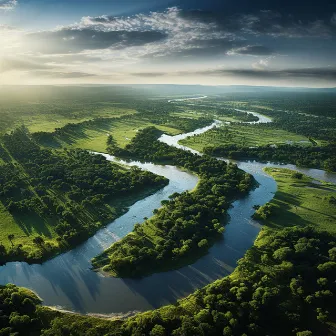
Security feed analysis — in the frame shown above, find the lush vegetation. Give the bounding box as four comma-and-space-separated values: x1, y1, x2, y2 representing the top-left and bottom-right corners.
3, 226, 336, 335
33, 113, 212, 152
203, 143, 336, 172
0, 86, 144, 134
0, 284, 46, 335
170, 103, 260, 123
0, 127, 168, 263
0, 88, 335, 335
92, 127, 253, 277
255, 168, 336, 233
177, 96, 336, 171
44, 169, 336, 336
181, 123, 311, 149
203, 93, 336, 142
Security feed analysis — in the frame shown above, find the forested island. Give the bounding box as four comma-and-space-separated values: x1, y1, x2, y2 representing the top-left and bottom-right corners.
92, 127, 253, 277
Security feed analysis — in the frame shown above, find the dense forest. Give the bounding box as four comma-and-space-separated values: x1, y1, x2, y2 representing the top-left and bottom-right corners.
206, 94, 336, 142
176, 95, 336, 171
250, 109, 336, 142
92, 127, 253, 277
0, 127, 167, 263
203, 143, 336, 172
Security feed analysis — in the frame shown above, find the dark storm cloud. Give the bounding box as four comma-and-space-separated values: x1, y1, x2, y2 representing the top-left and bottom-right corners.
25, 28, 167, 54
131, 67, 336, 81
179, 9, 336, 38
190, 67, 336, 80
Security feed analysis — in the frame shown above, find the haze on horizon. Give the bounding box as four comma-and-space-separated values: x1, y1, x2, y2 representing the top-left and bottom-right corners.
0, 0, 336, 87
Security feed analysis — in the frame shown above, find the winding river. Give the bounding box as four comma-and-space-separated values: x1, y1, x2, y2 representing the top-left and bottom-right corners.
0, 104, 335, 316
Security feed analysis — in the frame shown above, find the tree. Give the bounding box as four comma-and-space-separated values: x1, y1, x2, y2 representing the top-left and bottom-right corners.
150, 324, 166, 336
198, 239, 208, 248
291, 172, 303, 179
8, 234, 14, 247
0, 243, 6, 255
296, 332, 313, 336
328, 247, 336, 261
32, 236, 45, 248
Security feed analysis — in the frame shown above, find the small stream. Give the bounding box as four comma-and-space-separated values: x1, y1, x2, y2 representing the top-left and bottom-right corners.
0, 103, 335, 315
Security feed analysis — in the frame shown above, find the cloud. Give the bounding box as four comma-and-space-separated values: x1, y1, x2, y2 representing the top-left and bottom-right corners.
29, 70, 96, 78
12, 7, 279, 67
0, 0, 17, 10
189, 67, 336, 80
142, 38, 243, 60
24, 28, 167, 54
131, 72, 166, 77
131, 67, 336, 82
331, 13, 336, 26
0, 57, 53, 73
228, 45, 274, 56
179, 9, 336, 38
65, 7, 238, 62
252, 59, 270, 70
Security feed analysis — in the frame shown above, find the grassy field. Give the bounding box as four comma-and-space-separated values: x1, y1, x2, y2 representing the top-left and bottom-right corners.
25, 107, 136, 134
170, 108, 248, 123
0, 177, 166, 262
42, 117, 182, 152
258, 167, 336, 234
180, 123, 311, 152
0, 85, 149, 134
0, 98, 137, 134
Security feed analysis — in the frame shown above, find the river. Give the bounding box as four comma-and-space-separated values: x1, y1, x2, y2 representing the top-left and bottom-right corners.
0, 105, 335, 316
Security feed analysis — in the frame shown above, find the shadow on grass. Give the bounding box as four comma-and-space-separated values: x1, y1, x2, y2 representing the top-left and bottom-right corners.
12, 212, 54, 238
266, 197, 311, 230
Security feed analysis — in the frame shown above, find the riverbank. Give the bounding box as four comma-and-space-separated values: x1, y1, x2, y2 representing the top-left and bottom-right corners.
0, 130, 169, 265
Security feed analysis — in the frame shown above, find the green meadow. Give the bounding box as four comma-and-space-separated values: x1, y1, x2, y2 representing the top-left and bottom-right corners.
258, 167, 336, 234
180, 123, 312, 152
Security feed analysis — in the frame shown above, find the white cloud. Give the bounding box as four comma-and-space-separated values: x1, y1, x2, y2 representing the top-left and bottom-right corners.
252, 59, 270, 70
331, 13, 336, 26
0, 0, 17, 10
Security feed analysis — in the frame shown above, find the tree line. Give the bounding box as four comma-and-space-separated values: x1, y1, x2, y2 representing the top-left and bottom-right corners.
203, 143, 336, 172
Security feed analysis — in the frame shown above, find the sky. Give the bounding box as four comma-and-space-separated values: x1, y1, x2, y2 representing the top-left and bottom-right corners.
0, 0, 336, 87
